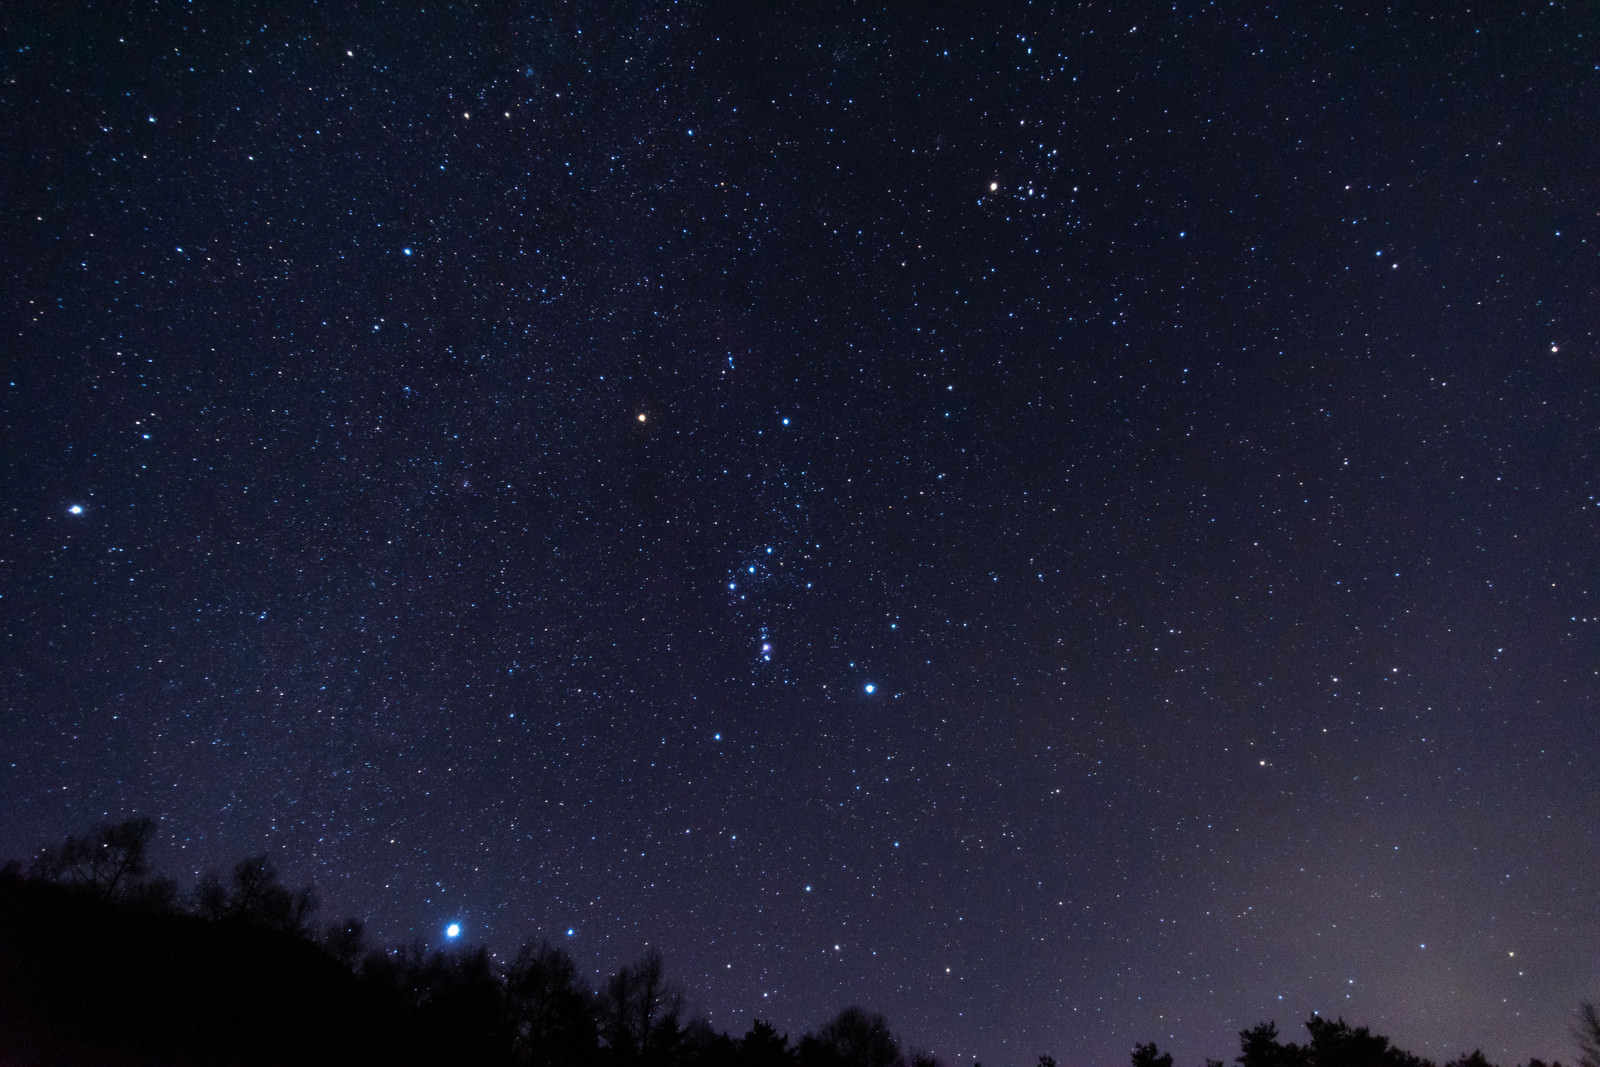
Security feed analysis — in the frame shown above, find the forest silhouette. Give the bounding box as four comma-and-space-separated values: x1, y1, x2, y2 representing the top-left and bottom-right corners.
2, 818, 1595, 1067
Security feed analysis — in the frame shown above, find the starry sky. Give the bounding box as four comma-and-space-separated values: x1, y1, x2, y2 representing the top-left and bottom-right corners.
3, 4, 1596, 1065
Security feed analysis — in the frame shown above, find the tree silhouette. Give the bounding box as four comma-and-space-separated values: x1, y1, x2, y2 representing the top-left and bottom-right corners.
800, 1007, 901, 1067
1576, 1002, 1600, 1067
507, 939, 600, 1067
354, 937, 519, 1063
9, 816, 1596, 1067
418, 942, 515, 1064
29, 815, 157, 899
194, 853, 319, 934
681, 1017, 739, 1067
1133, 1042, 1174, 1067
740, 1019, 797, 1067
1238, 1022, 1309, 1067
323, 915, 368, 966
360, 938, 442, 1009
600, 948, 685, 1067
1305, 1016, 1429, 1067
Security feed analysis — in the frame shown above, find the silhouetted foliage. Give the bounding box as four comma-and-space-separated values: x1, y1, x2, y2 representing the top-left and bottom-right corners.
600, 948, 685, 1067
194, 852, 320, 936
1240, 1022, 1310, 1067
800, 1006, 902, 1067
1305, 1015, 1430, 1067
1133, 1042, 1175, 1067
682, 1017, 740, 1067
125, 871, 183, 914
741, 1019, 798, 1067
419, 943, 517, 1064
29, 815, 157, 899
323, 915, 368, 966
241, 854, 318, 931
1, 818, 1590, 1067
507, 939, 600, 1067
1578, 1003, 1600, 1067
1227, 1016, 1573, 1067
0, 869, 397, 1065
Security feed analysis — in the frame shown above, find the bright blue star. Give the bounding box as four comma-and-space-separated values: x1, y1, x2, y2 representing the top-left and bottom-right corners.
864, 683, 877, 695
445, 923, 461, 939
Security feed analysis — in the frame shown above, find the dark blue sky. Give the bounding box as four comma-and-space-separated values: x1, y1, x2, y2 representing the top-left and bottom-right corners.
3, 5, 1595, 1066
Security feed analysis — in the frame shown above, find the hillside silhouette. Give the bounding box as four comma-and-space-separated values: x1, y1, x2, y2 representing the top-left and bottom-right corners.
1, 818, 1593, 1067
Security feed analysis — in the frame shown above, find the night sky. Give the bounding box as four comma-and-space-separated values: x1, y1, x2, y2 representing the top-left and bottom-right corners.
3, 4, 1596, 1065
